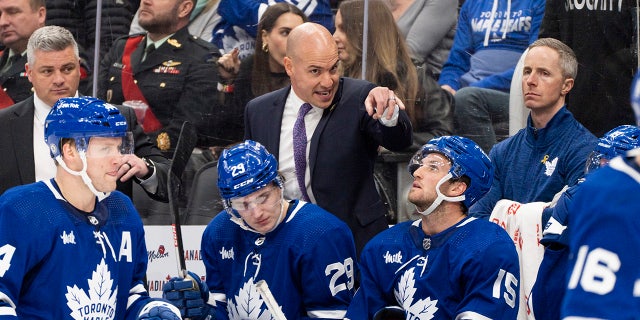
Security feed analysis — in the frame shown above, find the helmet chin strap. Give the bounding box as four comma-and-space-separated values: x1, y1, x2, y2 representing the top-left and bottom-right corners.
416, 173, 465, 216
55, 152, 110, 202
227, 191, 286, 235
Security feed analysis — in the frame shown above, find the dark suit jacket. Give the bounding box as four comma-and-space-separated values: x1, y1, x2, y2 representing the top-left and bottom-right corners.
0, 96, 170, 200
245, 77, 413, 253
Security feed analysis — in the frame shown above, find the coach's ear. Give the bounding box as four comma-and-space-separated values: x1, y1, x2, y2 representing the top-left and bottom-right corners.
561, 77, 574, 96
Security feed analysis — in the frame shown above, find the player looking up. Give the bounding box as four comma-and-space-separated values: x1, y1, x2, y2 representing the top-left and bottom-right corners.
345, 136, 520, 319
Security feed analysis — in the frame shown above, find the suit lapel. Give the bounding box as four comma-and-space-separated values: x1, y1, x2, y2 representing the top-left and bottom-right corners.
308, 78, 344, 175
265, 90, 288, 159
10, 98, 36, 184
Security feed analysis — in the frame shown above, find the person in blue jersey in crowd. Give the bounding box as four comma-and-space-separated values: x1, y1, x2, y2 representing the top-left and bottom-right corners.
528, 124, 640, 320
212, 0, 334, 60
0, 97, 181, 319
345, 136, 520, 320
558, 73, 640, 319
439, 0, 546, 152
469, 37, 598, 219
162, 140, 357, 319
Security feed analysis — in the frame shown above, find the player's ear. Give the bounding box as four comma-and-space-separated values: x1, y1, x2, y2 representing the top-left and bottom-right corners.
447, 179, 467, 198
61, 139, 78, 159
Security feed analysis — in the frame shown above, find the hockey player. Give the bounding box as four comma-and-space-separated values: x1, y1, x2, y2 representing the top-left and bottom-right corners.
162, 140, 357, 319
559, 73, 640, 318
345, 136, 520, 319
529, 124, 640, 320
0, 97, 182, 319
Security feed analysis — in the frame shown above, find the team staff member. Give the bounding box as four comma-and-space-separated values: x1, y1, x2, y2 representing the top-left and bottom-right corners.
244, 22, 414, 254
0, 26, 169, 201
98, 0, 239, 151
0, 0, 90, 108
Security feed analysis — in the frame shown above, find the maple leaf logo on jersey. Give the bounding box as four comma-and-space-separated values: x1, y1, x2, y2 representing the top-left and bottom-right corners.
394, 268, 439, 319
227, 277, 276, 320
65, 258, 117, 319
544, 157, 558, 176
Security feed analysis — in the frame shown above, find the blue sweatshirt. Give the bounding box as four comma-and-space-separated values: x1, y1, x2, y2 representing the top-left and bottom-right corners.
212, 0, 334, 58
438, 0, 545, 92
469, 107, 597, 219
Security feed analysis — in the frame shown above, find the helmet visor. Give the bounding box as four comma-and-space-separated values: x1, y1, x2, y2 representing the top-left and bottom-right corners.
82, 132, 134, 158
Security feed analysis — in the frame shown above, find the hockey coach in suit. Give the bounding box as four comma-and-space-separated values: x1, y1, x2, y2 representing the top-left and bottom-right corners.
0, 26, 169, 201
244, 22, 413, 254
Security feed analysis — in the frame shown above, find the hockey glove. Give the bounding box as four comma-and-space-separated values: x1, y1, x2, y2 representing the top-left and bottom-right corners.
162, 271, 212, 319
137, 300, 182, 320
373, 306, 405, 320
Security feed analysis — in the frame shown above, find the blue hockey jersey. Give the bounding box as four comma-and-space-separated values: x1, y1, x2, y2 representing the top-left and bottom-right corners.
0, 180, 154, 319
212, 0, 334, 59
201, 199, 356, 319
561, 155, 640, 318
346, 217, 520, 320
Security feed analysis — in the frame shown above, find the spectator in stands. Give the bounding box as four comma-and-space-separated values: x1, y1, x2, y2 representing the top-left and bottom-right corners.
130, 0, 220, 42
0, 26, 169, 202
334, 0, 454, 222
0, 0, 90, 108
216, 2, 308, 115
539, 0, 637, 137
45, 0, 135, 69
385, 0, 457, 80
469, 38, 597, 219
334, 0, 453, 145
98, 0, 230, 151
439, 0, 545, 153
212, 0, 334, 59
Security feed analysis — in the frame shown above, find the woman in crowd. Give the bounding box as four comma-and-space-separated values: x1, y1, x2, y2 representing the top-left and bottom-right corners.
333, 0, 454, 223
217, 2, 308, 111
333, 0, 453, 145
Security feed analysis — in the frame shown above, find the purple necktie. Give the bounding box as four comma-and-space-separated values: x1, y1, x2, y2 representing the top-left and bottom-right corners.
293, 103, 313, 202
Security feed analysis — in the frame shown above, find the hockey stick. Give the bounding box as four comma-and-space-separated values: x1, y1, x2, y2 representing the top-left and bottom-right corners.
168, 121, 198, 276
255, 280, 287, 320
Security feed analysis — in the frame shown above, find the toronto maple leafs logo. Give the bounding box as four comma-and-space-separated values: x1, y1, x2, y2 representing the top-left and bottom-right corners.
544, 157, 558, 176
227, 277, 280, 320
394, 268, 439, 319
65, 258, 117, 319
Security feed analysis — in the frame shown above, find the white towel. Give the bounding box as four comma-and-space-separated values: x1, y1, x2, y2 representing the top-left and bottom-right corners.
490, 199, 546, 320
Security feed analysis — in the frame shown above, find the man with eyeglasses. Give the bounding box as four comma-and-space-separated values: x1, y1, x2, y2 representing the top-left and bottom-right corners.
345, 136, 520, 320
161, 140, 357, 320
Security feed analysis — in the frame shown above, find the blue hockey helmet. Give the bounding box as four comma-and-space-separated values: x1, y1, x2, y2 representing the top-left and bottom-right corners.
408, 136, 494, 209
45, 97, 132, 158
585, 124, 640, 174
217, 140, 280, 201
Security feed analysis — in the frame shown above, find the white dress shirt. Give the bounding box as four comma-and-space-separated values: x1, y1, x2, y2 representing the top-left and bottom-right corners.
279, 91, 322, 202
